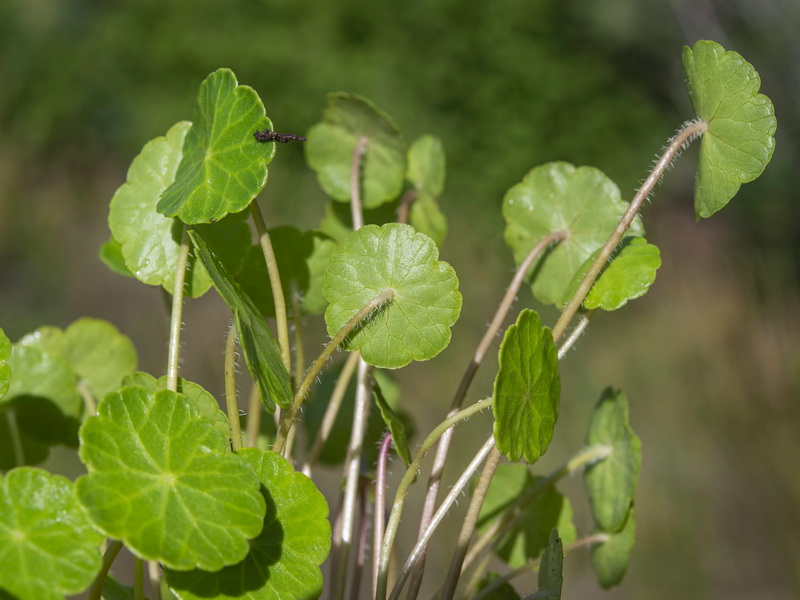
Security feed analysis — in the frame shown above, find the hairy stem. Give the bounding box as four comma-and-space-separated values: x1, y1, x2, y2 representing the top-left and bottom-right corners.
224, 323, 243, 451
406, 232, 565, 599
250, 201, 292, 376
556, 309, 596, 360
552, 120, 707, 342
374, 434, 394, 597
376, 397, 494, 600
462, 444, 612, 573
350, 481, 370, 600
389, 437, 496, 600
166, 226, 191, 393
245, 386, 261, 448
302, 351, 361, 477
439, 447, 503, 600
334, 358, 373, 600
291, 283, 305, 386
273, 289, 394, 453
88, 539, 123, 600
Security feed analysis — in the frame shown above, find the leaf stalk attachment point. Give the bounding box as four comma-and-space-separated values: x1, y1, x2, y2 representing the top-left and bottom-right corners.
552, 120, 707, 342
87, 540, 123, 600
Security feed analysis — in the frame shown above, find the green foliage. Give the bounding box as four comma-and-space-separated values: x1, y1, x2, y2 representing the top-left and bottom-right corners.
591, 509, 636, 589
407, 135, 448, 246
323, 223, 462, 369
562, 237, 661, 311
0, 328, 11, 400
503, 162, 644, 306
76, 387, 266, 570
157, 69, 276, 224
584, 389, 641, 533
98, 238, 135, 279
475, 574, 521, 600
238, 226, 339, 318
682, 40, 777, 219
373, 375, 412, 466
189, 230, 292, 411
0, 468, 103, 600
477, 464, 576, 569
165, 448, 330, 600
306, 93, 407, 209
108, 120, 251, 297
537, 529, 564, 600
492, 309, 560, 464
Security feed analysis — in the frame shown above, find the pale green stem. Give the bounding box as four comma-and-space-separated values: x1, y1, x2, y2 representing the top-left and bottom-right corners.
406, 231, 566, 600
291, 283, 305, 386
87, 539, 123, 600
350, 136, 369, 230
458, 552, 492, 600
166, 226, 191, 393
77, 380, 97, 416
333, 358, 373, 600
134, 557, 145, 600
250, 201, 292, 376
462, 444, 612, 574
552, 120, 707, 342
245, 386, 261, 448
224, 323, 243, 451
470, 533, 610, 600
557, 309, 596, 360
6, 409, 25, 467
283, 419, 298, 460
302, 351, 360, 477
148, 561, 162, 600
439, 447, 503, 600
389, 436, 496, 600
273, 288, 395, 453
375, 397, 494, 600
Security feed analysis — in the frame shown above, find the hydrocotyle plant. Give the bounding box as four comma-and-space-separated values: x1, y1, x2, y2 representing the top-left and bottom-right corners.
0, 40, 776, 600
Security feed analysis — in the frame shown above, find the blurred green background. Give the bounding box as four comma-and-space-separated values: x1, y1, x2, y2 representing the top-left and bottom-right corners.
1, 0, 798, 598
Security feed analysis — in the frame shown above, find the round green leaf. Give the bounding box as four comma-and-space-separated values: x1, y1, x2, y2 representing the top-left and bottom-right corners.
323, 223, 462, 369
502, 162, 644, 306
682, 40, 777, 219
0, 467, 103, 600
166, 448, 331, 600
538, 529, 564, 600
99, 237, 135, 279
238, 227, 339, 318
0, 328, 10, 400
408, 135, 445, 198
306, 93, 407, 209
492, 309, 560, 464
477, 464, 575, 569
409, 193, 448, 248
561, 237, 661, 311
591, 508, 636, 589
3, 345, 81, 445
76, 386, 265, 571
584, 389, 641, 533
109, 121, 251, 298
157, 69, 276, 224
122, 372, 230, 441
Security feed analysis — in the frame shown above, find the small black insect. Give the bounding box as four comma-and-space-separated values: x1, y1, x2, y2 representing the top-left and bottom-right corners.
253, 129, 307, 143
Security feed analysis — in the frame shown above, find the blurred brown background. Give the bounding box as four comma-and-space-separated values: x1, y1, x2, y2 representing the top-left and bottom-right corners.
1, 0, 798, 598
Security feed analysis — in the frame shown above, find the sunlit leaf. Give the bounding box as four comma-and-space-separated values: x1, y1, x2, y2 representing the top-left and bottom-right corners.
99, 237, 135, 279
109, 120, 251, 298
323, 223, 461, 369
76, 386, 265, 571
166, 448, 330, 600
492, 309, 560, 464
407, 135, 445, 198
0, 467, 103, 600
584, 389, 641, 533
122, 372, 230, 441
306, 93, 407, 209
683, 40, 777, 218
477, 464, 576, 569
238, 227, 339, 318
409, 193, 447, 247
537, 529, 563, 600
591, 508, 636, 589
561, 237, 661, 311
190, 230, 291, 412
502, 162, 643, 305
157, 69, 276, 224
